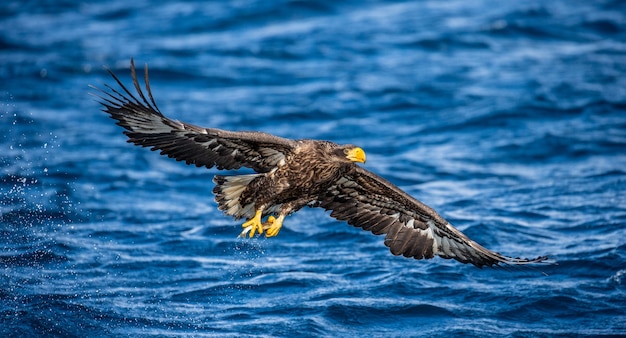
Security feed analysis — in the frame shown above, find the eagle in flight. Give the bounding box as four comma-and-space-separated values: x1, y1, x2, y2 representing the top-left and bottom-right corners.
93, 59, 547, 268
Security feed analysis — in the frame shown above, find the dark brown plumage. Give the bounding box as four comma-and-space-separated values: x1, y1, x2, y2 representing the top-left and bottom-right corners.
92, 59, 549, 268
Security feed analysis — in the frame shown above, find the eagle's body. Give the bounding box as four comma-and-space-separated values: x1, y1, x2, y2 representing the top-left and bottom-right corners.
213, 140, 362, 236
94, 60, 548, 268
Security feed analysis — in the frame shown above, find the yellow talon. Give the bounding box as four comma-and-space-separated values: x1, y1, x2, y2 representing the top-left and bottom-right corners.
265, 215, 285, 238
241, 209, 264, 238
239, 211, 284, 238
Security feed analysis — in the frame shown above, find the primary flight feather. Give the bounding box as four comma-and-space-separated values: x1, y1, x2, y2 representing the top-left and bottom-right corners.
93, 59, 548, 268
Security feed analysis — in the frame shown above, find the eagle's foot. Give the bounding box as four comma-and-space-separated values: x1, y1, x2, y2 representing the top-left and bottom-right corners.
265, 215, 285, 238
241, 209, 264, 238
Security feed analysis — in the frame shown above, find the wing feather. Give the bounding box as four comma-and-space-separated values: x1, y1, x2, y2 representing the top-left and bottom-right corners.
91, 59, 296, 173
319, 166, 548, 268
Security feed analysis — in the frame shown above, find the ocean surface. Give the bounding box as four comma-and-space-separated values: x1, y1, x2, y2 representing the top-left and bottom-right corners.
1, 0, 625, 336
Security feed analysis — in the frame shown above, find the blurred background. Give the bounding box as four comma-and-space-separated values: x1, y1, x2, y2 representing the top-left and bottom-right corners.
1, 0, 625, 336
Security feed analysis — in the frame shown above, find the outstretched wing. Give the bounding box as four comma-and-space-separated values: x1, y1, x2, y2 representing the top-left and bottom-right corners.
319, 166, 548, 268
92, 59, 296, 173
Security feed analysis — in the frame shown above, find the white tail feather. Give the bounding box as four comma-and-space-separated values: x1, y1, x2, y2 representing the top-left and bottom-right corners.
213, 174, 260, 219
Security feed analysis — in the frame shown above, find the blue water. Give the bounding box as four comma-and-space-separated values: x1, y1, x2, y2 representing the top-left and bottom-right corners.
1, 0, 625, 336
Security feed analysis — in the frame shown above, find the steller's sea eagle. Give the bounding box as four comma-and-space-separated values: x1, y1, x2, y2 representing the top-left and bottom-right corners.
92, 59, 548, 268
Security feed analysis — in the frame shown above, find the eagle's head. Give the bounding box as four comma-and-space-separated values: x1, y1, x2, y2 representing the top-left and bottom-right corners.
337, 144, 366, 164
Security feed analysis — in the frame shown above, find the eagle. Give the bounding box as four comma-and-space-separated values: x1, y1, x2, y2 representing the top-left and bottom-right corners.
93, 59, 548, 268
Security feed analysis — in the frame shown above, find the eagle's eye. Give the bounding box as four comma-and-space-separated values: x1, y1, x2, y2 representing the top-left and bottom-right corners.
343, 148, 350, 155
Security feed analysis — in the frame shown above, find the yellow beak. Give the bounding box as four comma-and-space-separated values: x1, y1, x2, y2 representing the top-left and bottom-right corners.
346, 147, 366, 163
